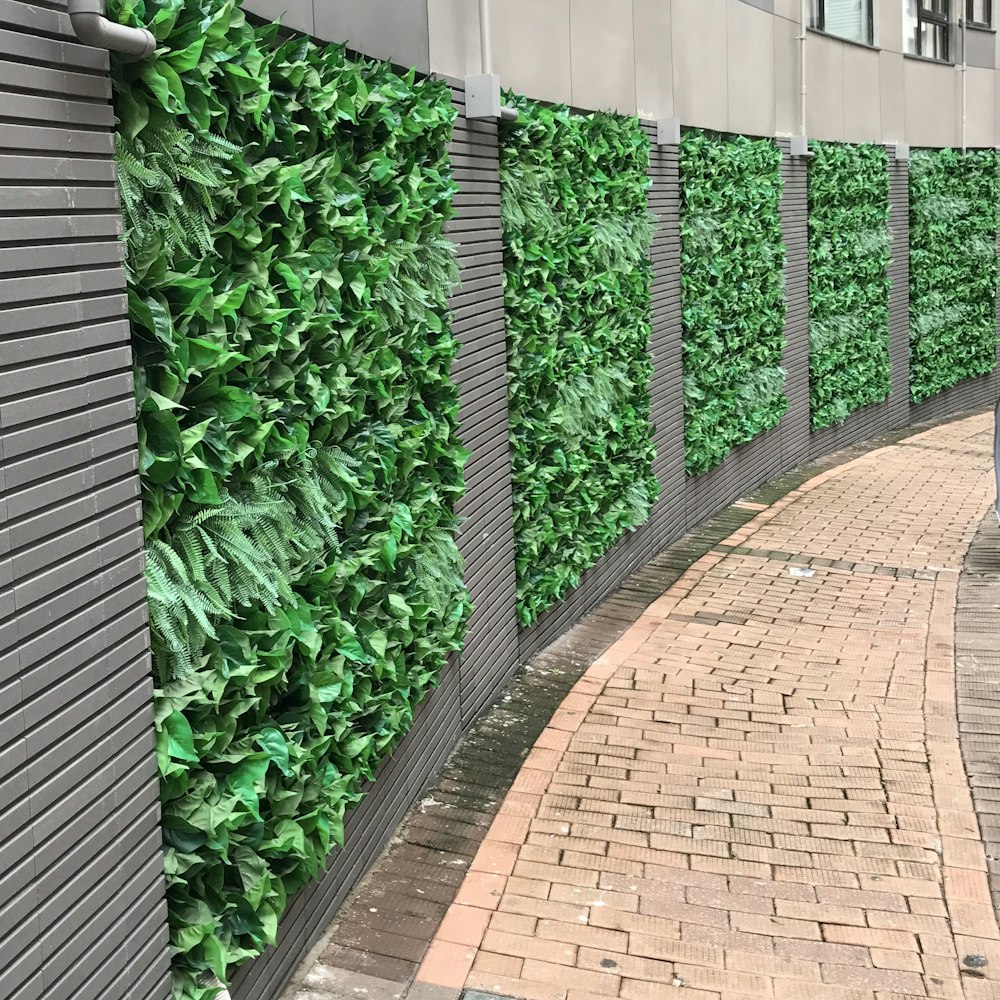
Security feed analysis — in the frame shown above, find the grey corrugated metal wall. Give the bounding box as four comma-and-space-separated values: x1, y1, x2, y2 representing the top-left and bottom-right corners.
889, 152, 913, 429
447, 81, 521, 726
645, 132, 686, 549
0, 2, 171, 1000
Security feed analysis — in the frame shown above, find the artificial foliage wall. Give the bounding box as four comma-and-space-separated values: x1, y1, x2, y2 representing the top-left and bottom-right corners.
807, 141, 892, 429
679, 130, 787, 475
499, 96, 658, 627
108, 0, 469, 995
909, 147, 1000, 403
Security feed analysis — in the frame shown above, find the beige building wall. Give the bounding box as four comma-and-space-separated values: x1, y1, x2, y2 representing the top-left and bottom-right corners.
423, 0, 1000, 148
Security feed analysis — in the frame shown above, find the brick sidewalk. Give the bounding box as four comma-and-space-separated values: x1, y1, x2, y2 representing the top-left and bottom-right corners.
410, 412, 1000, 1000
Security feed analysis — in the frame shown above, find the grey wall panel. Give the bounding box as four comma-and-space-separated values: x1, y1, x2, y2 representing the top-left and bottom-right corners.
0, 58, 111, 98
313, 0, 429, 72
645, 136, 686, 554
445, 82, 520, 726
780, 141, 812, 470
239, 0, 313, 35
0, 5, 170, 1000
965, 25, 995, 70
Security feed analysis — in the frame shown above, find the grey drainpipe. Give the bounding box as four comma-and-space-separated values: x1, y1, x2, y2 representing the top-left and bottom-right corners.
67, 0, 156, 61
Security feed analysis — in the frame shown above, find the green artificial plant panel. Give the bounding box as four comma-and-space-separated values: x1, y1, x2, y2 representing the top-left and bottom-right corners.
499, 95, 658, 627
807, 141, 892, 429
909, 147, 1000, 403
108, 1, 469, 996
680, 130, 788, 476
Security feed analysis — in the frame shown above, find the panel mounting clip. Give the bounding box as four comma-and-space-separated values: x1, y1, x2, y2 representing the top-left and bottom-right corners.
466, 74, 518, 122
656, 117, 681, 146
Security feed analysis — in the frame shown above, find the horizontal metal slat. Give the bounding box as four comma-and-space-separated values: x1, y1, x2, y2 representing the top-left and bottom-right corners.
1, 368, 131, 430
0, 87, 114, 127
0, 56, 109, 99
0, 184, 118, 212
0, 212, 122, 242
0, 154, 116, 182
0, 264, 124, 305
0, 26, 107, 71
0, 120, 113, 157
0, 0, 68, 35
15, 553, 144, 648
0, 238, 123, 275
2, 398, 134, 465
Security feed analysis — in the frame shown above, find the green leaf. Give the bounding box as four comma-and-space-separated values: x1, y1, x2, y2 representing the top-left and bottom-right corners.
163, 710, 199, 762
257, 728, 292, 776
141, 62, 187, 114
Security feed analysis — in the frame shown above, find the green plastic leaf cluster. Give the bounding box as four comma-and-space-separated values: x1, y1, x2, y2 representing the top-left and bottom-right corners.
680, 130, 787, 476
807, 141, 892, 429
108, 0, 469, 995
499, 96, 658, 626
909, 147, 1000, 403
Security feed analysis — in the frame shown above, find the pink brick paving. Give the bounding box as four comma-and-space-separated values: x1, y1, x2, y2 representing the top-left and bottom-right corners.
414, 412, 1000, 1000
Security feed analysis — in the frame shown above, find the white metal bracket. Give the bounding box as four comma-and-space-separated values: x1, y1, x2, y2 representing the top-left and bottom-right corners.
656, 118, 681, 146
790, 135, 813, 158
466, 73, 500, 119
465, 73, 518, 122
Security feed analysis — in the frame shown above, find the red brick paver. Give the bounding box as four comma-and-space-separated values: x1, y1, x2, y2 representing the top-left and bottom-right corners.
417, 414, 1000, 999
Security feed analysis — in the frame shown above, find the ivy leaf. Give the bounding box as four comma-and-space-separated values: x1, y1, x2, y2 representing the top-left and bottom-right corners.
336, 636, 371, 663
380, 535, 397, 570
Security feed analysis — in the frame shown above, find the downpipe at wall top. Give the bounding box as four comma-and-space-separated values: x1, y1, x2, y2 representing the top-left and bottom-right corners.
799, 0, 807, 139
790, 0, 812, 158
67, 0, 156, 61
466, 0, 518, 122
961, 15, 968, 154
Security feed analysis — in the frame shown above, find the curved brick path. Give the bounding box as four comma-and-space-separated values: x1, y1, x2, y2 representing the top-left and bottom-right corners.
414, 412, 1000, 1000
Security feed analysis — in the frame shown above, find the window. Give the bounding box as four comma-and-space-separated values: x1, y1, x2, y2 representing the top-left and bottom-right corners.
905, 0, 950, 59
809, 0, 876, 44
967, 0, 992, 26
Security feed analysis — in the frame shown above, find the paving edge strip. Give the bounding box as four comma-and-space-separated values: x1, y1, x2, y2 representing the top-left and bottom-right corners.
285, 406, 992, 1000
956, 510, 1000, 924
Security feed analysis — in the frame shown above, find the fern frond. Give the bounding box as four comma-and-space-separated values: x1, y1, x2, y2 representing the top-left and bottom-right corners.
146, 448, 365, 681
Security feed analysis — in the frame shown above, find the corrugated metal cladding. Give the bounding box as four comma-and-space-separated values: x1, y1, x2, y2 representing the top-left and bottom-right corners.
887, 151, 912, 430
447, 81, 521, 727
0, 2, 171, 1000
